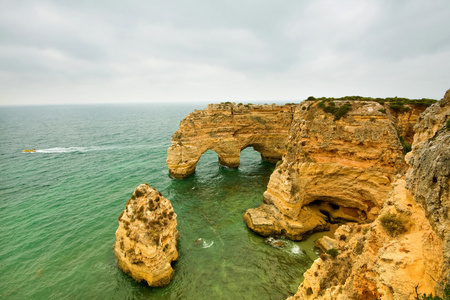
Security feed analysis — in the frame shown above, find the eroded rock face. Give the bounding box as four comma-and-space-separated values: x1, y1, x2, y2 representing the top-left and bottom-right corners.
244, 100, 406, 240
289, 90, 449, 299
166, 103, 295, 178
113, 184, 179, 287
289, 179, 443, 300
406, 90, 450, 281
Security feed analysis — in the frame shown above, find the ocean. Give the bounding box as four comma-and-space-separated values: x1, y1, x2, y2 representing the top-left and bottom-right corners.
0, 104, 325, 300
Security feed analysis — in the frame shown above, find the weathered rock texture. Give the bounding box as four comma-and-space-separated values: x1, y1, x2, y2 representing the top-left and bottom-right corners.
406, 89, 450, 282
166, 103, 295, 178
288, 90, 449, 299
289, 179, 443, 300
244, 100, 407, 240
390, 104, 427, 145
114, 184, 179, 287
166, 95, 444, 298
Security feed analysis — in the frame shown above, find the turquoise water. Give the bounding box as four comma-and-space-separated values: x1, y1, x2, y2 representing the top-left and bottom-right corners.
0, 104, 324, 299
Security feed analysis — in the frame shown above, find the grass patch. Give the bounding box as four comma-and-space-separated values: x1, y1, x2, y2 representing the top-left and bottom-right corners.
317, 100, 352, 120
380, 212, 407, 237
326, 248, 338, 258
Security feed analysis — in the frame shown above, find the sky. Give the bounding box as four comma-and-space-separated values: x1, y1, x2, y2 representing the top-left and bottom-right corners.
1, 0, 449, 106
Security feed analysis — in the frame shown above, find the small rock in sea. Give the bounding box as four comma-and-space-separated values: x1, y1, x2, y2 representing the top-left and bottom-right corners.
264, 237, 285, 248
193, 238, 203, 245
272, 241, 285, 248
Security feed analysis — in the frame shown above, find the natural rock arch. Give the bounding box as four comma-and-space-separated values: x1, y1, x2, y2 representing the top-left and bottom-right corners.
166, 103, 296, 178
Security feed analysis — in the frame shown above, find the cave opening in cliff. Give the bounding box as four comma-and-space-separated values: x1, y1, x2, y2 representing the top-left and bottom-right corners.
308, 199, 363, 224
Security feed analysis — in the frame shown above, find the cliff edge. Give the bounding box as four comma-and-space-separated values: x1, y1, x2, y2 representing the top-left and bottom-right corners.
289, 90, 449, 299
244, 99, 407, 240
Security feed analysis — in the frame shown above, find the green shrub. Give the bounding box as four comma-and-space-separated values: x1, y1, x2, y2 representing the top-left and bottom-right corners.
326, 248, 338, 258
378, 109, 386, 114
317, 100, 352, 120
390, 102, 411, 112
380, 212, 407, 237
446, 119, 450, 130
400, 136, 412, 154
396, 129, 412, 154
318, 100, 326, 109
334, 104, 352, 120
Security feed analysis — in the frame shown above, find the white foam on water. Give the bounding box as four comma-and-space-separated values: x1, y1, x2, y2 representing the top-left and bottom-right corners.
35, 146, 118, 153
36, 147, 85, 153
291, 245, 300, 254
202, 240, 214, 248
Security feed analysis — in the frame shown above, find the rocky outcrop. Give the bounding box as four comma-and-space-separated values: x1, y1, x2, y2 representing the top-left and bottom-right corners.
164, 94, 443, 297
166, 103, 295, 178
244, 100, 406, 240
113, 184, 179, 287
289, 90, 449, 299
289, 178, 444, 300
406, 90, 450, 282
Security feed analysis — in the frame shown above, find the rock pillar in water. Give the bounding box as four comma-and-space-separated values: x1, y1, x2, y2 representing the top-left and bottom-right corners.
113, 184, 179, 287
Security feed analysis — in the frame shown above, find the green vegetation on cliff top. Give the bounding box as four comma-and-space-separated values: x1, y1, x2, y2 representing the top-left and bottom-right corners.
306, 96, 437, 112
305, 95, 436, 106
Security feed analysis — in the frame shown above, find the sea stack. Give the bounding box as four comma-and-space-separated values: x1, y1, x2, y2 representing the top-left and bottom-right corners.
113, 184, 179, 287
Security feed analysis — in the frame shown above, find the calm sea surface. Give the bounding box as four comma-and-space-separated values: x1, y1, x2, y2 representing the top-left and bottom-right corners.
0, 104, 325, 299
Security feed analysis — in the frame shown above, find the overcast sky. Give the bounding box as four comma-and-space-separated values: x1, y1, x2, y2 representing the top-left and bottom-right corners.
1, 0, 449, 106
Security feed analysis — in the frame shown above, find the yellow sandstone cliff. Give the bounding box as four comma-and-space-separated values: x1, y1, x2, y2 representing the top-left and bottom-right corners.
289, 90, 449, 299
244, 100, 406, 240
113, 184, 179, 287
166, 103, 295, 178
166, 93, 445, 299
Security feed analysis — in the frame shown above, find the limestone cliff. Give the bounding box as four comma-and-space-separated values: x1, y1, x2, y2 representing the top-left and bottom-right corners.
166, 103, 295, 178
244, 100, 406, 240
289, 90, 449, 299
289, 179, 443, 299
165, 95, 441, 298
113, 184, 179, 287
406, 90, 450, 282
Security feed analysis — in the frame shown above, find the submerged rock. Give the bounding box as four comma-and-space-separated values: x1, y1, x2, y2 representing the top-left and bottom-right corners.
113, 184, 179, 287
264, 237, 286, 249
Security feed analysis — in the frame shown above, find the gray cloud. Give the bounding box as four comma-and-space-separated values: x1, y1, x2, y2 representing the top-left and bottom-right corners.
1, 0, 449, 105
